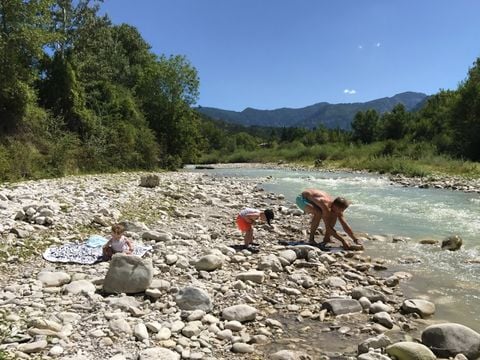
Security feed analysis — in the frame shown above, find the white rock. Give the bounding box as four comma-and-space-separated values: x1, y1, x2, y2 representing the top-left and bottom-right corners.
38, 271, 71, 287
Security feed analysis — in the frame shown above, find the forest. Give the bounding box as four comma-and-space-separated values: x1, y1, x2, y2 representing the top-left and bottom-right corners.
1, 0, 479, 182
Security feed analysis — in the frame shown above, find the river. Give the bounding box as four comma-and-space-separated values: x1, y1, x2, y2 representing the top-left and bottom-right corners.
189, 165, 480, 332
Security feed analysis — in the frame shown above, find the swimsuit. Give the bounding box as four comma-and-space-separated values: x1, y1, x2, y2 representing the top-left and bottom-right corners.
296, 195, 312, 212
109, 235, 129, 253
296, 195, 322, 213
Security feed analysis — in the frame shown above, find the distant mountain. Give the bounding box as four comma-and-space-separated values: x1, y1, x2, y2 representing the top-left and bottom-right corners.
196, 92, 428, 129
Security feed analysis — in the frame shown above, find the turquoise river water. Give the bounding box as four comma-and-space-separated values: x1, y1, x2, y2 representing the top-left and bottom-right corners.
190, 166, 480, 332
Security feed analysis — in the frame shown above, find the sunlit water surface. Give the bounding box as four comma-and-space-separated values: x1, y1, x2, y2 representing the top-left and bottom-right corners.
188, 167, 480, 332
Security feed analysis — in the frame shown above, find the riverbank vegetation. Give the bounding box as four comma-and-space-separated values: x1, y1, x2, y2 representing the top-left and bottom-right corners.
198, 60, 480, 178
0, 0, 479, 182
0, 0, 201, 181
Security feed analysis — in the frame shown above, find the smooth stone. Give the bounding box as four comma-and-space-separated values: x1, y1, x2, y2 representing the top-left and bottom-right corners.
231, 342, 254, 353
401, 299, 435, 318
421, 323, 480, 359
222, 304, 257, 322
322, 298, 362, 315
138, 347, 180, 360
386, 341, 436, 360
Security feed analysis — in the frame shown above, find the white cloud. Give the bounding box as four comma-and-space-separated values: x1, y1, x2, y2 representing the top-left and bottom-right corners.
344, 89, 357, 95
358, 45, 363, 50
376, 42, 381, 47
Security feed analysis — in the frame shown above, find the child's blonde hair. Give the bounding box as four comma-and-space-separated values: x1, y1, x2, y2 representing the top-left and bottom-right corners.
111, 223, 125, 235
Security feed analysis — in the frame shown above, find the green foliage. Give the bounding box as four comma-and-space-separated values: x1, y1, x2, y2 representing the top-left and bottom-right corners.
0, 349, 13, 360
3, 140, 45, 180
0, 81, 32, 133
0, 0, 54, 133
38, 53, 92, 134
0, 0, 478, 183
378, 104, 411, 140
136, 55, 201, 165
351, 109, 379, 143
377, 140, 397, 157
450, 58, 480, 161
0, 0, 201, 181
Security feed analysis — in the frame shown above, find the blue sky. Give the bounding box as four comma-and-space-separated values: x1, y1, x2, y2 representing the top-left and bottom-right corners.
101, 0, 480, 111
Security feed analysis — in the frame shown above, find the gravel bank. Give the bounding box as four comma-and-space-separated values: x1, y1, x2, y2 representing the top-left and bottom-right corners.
0, 170, 477, 359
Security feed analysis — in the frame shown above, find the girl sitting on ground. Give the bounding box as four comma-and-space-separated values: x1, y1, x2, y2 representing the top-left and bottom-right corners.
102, 223, 134, 260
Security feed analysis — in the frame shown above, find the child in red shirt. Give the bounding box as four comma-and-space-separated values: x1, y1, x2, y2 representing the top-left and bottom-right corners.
236, 208, 274, 247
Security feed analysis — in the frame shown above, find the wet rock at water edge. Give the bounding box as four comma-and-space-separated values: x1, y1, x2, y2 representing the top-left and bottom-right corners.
421, 323, 480, 359
441, 235, 463, 251
401, 299, 436, 318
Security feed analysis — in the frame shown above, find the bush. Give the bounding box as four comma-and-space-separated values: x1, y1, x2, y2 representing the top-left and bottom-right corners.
378, 140, 397, 157
6, 140, 45, 180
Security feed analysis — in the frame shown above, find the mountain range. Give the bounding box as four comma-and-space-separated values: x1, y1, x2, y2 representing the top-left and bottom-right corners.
196, 91, 428, 129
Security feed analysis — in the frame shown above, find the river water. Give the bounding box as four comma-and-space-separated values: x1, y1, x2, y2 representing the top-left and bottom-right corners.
190, 166, 480, 332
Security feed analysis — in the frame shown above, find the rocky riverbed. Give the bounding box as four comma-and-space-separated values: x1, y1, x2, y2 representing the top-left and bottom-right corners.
0, 170, 479, 360
202, 163, 480, 194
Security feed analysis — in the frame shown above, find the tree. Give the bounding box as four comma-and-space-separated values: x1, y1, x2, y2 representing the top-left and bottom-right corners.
233, 132, 258, 151
351, 109, 379, 143
409, 90, 457, 153
378, 104, 411, 140
37, 52, 93, 133
136, 55, 200, 166
450, 58, 480, 161
0, 0, 53, 133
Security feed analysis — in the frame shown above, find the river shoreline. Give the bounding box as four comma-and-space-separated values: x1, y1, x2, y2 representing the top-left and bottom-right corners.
190, 162, 480, 193
0, 170, 478, 359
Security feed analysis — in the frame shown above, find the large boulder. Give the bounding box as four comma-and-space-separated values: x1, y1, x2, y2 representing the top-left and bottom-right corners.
441, 235, 463, 251
386, 342, 436, 360
421, 323, 480, 359
103, 254, 153, 294
139, 174, 160, 188
175, 287, 213, 312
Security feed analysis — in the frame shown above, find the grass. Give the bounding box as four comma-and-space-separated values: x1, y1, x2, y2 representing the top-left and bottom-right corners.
119, 196, 176, 225
198, 140, 480, 179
